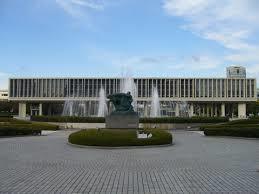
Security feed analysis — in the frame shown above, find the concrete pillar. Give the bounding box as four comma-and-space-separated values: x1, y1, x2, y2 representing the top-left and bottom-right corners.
215, 105, 218, 117
39, 103, 43, 116
210, 105, 213, 117
69, 104, 73, 116
238, 103, 246, 118
175, 103, 179, 117
189, 104, 194, 117
206, 105, 209, 117
144, 102, 148, 117
221, 103, 225, 117
19, 103, 26, 118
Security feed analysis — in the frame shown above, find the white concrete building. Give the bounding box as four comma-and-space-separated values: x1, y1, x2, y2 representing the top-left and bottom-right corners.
9, 72, 257, 118
0, 90, 8, 101
227, 66, 246, 78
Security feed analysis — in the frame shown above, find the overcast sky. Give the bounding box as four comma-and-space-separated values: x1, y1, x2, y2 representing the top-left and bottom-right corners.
0, 0, 259, 89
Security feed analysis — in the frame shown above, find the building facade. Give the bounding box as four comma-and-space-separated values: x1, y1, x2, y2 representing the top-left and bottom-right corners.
9, 76, 257, 118
0, 90, 8, 101
227, 66, 246, 78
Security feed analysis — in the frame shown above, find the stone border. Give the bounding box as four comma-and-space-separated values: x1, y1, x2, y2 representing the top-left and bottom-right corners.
67, 142, 173, 149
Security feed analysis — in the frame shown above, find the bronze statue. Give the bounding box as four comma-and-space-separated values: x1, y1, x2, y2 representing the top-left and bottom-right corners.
107, 92, 135, 114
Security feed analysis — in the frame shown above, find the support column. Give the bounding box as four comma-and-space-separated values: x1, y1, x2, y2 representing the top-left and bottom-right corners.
238, 103, 246, 118
19, 103, 26, 118
175, 103, 179, 117
144, 102, 148, 117
202, 105, 205, 117
39, 103, 43, 116
221, 103, 225, 117
48, 104, 52, 116
189, 104, 194, 117
210, 104, 214, 117
69, 104, 73, 116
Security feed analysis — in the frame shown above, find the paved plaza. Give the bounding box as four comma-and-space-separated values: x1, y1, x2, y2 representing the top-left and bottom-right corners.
0, 130, 258, 194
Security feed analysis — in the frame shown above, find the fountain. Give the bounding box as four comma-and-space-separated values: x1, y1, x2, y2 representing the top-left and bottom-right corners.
150, 87, 161, 117
97, 87, 108, 117
120, 77, 138, 111
62, 100, 88, 117
178, 101, 190, 117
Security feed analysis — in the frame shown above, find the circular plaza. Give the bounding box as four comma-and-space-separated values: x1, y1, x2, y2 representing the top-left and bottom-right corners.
0, 130, 258, 194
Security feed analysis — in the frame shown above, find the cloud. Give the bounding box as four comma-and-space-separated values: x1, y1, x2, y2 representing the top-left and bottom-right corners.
163, 0, 259, 50
55, 0, 106, 17
168, 55, 222, 71
163, 0, 259, 82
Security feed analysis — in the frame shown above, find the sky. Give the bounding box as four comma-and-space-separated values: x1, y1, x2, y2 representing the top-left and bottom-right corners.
0, 0, 259, 89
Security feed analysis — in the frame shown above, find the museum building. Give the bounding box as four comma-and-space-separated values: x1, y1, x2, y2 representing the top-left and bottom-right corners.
8, 66, 257, 118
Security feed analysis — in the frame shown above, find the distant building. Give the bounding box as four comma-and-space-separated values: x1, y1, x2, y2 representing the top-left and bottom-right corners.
226, 66, 246, 78
257, 88, 259, 100
8, 66, 257, 118
0, 90, 8, 101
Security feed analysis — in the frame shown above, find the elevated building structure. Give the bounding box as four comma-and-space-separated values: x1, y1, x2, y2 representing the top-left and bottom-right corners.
8, 66, 257, 118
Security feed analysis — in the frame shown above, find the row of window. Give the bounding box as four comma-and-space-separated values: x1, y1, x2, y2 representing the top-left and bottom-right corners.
9, 78, 256, 98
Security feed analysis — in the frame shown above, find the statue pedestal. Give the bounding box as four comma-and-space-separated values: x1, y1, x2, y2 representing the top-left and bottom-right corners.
105, 113, 139, 129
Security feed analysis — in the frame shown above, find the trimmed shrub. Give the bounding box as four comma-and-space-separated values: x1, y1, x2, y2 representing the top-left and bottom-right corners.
204, 127, 259, 138
32, 116, 228, 124
31, 116, 105, 123
0, 121, 59, 136
0, 125, 41, 136
201, 117, 259, 138
0, 118, 31, 124
68, 129, 172, 147
140, 117, 228, 123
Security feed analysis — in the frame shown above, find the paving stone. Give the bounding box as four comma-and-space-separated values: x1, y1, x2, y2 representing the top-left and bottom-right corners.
0, 130, 258, 193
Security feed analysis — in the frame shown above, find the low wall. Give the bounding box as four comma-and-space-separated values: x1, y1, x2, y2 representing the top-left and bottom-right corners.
49, 122, 210, 130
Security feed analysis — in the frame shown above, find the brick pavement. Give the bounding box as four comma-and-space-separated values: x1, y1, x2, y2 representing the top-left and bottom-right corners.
0, 130, 258, 194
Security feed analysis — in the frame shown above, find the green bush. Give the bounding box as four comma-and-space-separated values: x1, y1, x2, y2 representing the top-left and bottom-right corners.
200, 124, 259, 131
32, 115, 228, 124
0, 118, 31, 124
227, 118, 259, 125
204, 127, 259, 138
31, 116, 105, 123
0, 125, 41, 136
201, 117, 259, 138
0, 121, 59, 136
68, 129, 172, 147
140, 117, 228, 123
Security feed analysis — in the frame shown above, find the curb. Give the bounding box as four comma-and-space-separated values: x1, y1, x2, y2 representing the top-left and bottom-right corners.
67, 142, 174, 149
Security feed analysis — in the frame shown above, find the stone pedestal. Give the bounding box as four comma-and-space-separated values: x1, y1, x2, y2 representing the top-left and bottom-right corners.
105, 114, 139, 129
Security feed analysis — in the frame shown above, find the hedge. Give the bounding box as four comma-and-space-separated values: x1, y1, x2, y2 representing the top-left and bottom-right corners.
31, 116, 228, 124
68, 129, 172, 147
0, 118, 31, 124
140, 117, 228, 123
204, 127, 259, 138
200, 124, 259, 131
0, 125, 42, 136
31, 116, 105, 123
227, 118, 259, 125
0, 119, 59, 136
0, 123, 59, 131
201, 117, 259, 138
